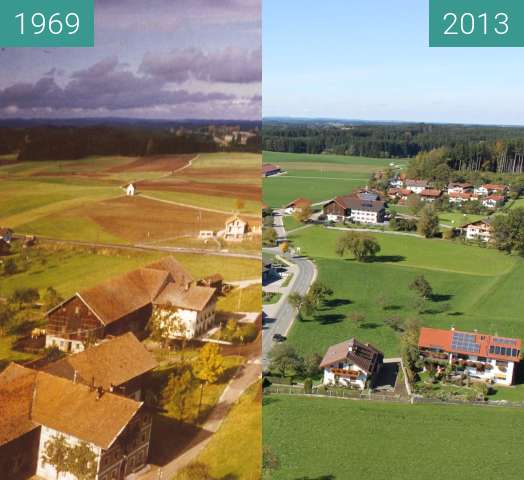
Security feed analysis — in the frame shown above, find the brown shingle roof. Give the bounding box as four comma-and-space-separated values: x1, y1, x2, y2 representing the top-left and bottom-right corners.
1, 364, 142, 449
0, 364, 38, 447
154, 283, 216, 311
319, 338, 383, 374
146, 256, 193, 287
43, 333, 157, 390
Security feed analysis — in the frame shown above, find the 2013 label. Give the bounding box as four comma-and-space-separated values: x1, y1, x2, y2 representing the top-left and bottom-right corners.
443, 12, 509, 36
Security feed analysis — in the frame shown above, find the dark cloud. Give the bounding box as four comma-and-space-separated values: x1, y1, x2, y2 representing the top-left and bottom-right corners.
140, 48, 261, 84
0, 58, 235, 112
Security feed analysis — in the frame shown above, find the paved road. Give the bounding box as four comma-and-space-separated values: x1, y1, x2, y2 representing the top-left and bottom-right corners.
262, 212, 317, 366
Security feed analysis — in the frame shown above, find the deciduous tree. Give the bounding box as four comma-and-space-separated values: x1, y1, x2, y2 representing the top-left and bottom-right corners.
194, 343, 225, 417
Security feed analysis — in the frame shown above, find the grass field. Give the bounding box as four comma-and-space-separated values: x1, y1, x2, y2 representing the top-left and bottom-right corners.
263, 151, 405, 207
197, 383, 261, 479
217, 284, 262, 313
263, 395, 524, 480
1, 153, 261, 247
286, 226, 524, 359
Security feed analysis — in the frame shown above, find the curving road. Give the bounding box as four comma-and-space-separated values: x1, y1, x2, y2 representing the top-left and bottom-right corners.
262, 211, 317, 367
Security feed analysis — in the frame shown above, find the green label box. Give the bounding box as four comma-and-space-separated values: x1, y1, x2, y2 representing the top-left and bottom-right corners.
430, 0, 524, 47
0, 0, 94, 47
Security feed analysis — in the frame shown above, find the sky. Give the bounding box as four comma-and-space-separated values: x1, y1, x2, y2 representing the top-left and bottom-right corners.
0, 0, 261, 120
263, 0, 524, 125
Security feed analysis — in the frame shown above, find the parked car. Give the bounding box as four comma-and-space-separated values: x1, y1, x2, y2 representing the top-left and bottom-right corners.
273, 333, 287, 342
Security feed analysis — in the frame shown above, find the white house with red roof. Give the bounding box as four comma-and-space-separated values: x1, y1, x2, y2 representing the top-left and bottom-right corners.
418, 327, 521, 386
482, 194, 506, 209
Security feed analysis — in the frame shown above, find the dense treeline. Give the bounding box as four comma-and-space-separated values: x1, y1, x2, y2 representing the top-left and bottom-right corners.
263, 122, 524, 173
0, 125, 260, 161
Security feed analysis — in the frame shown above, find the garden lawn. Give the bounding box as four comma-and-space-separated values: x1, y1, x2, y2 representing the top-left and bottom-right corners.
263, 395, 524, 480
217, 284, 262, 313
439, 212, 485, 227
264, 151, 407, 168
197, 383, 261, 480
286, 226, 524, 358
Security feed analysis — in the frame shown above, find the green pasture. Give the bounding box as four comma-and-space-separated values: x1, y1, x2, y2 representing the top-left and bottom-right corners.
263, 396, 524, 480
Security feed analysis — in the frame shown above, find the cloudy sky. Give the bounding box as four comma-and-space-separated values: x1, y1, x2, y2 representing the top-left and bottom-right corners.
264, 0, 524, 125
0, 0, 261, 119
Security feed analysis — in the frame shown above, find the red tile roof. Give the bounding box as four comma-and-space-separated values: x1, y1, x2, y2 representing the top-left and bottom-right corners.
262, 164, 281, 174
419, 327, 521, 362
286, 198, 311, 209
420, 189, 442, 197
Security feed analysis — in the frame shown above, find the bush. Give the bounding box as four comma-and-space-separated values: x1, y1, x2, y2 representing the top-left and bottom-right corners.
304, 378, 313, 394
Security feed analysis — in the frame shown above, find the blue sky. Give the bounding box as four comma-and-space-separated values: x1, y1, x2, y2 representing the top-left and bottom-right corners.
0, 0, 261, 119
263, 0, 524, 125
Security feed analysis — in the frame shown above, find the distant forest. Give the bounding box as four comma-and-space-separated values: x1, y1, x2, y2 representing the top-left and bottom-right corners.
0, 124, 261, 161
263, 122, 524, 174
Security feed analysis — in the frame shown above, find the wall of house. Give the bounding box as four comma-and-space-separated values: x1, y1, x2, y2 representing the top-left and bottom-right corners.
104, 304, 153, 339
323, 202, 345, 219
155, 301, 216, 339
37, 426, 102, 480
0, 427, 40, 480
322, 363, 368, 390
350, 209, 383, 224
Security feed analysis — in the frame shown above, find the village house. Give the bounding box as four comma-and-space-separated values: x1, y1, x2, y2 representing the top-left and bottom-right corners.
462, 218, 494, 242
405, 179, 429, 194
448, 191, 473, 205
419, 189, 442, 203
43, 333, 157, 401
223, 215, 261, 241
418, 327, 521, 386
447, 182, 473, 194
474, 183, 508, 197
262, 163, 282, 177
323, 192, 386, 224
320, 338, 384, 389
45, 256, 218, 350
389, 177, 404, 189
482, 194, 505, 209
284, 197, 311, 215
125, 184, 136, 196
0, 363, 152, 480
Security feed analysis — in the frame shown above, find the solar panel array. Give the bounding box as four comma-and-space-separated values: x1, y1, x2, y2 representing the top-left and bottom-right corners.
493, 337, 517, 346
451, 332, 480, 353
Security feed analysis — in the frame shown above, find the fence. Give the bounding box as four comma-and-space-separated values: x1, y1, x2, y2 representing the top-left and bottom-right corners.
264, 384, 408, 403
411, 395, 524, 409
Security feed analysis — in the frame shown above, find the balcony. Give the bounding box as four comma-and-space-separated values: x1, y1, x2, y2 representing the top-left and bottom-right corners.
330, 368, 361, 379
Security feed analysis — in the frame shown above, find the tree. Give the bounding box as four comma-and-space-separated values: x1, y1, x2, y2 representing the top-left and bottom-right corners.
41, 434, 70, 480
308, 281, 333, 308
42, 287, 63, 313
406, 194, 423, 215
262, 227, 277, 246
336, 231, 381, 262
492, 207, 524, 255
288, 292, 315, 318
294, 205, 312, 223
417, 205, 440, 238
163, 369, 194, 421
409, 275, 433, 299
3, 258, 17, 276
0, 302, 13, 337
400, 318, 422, 384
67, 442, 97, 480
279, 241, 289, 254
268, 344, 303, 378
10, 287, 39, 309
194, 343, 225, 417
303, 352, 323, 378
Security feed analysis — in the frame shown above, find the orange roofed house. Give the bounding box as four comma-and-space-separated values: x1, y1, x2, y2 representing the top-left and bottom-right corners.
418, 327, 522, 386
0, 363, 152, 480
284, 197, 311, 214
320, 338, 384, 389
46, 257, 218, 351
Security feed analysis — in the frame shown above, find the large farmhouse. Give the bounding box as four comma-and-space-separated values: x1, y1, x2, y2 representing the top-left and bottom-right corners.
462, 218, 493, 242
418, 327, 521, 386
43, 333, 157, 401
223, 215, 261, 241
323, 191, 386, 224
320, 338, 384, 389
405, 179, 429, 194
0, 363, 151, 480
46, 257, 218, 351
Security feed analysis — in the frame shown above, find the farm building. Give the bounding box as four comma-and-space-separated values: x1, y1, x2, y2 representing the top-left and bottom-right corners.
474, 183, 508, 196
0, 363, 151, 480
284, 197, 311, 214
43, 332, 157, 401
45, 256, 218, 350
462, 218, 493, 242
482, 194, 505, 209
447, 182, 473, 194
223, 215, 261, 241
320, 338, 384, 389
125, 183, 136, 196
448, 192, 473, 205
323, 193, 386, 224
405, 179, 429, 194
262, 163, 282, 177
418, 327, 521, 386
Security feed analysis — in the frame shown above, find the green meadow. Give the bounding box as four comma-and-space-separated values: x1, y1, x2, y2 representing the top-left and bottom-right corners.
263, 151, 406, 207
287, 226, 524, 358
263, 396, 524, 480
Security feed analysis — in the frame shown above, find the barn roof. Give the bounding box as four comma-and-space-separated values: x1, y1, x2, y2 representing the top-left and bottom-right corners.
154, 283, 216, 311
43, 333, 157, 390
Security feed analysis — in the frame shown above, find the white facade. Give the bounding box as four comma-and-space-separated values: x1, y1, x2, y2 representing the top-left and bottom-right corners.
224, 217, 248, 240
474, 186, 489, 196
45, 335, 85, 353
126, 184, 135, 196
406, 184, 427, 194
350, 209, 382, 224
466, 222, 492, 242
482, 197, 504, 209
155, 302, 216, 339
322, 362, 368, 390
448, 354, 516, 386
37, 426, 102, 480
389, 179, 403, 188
